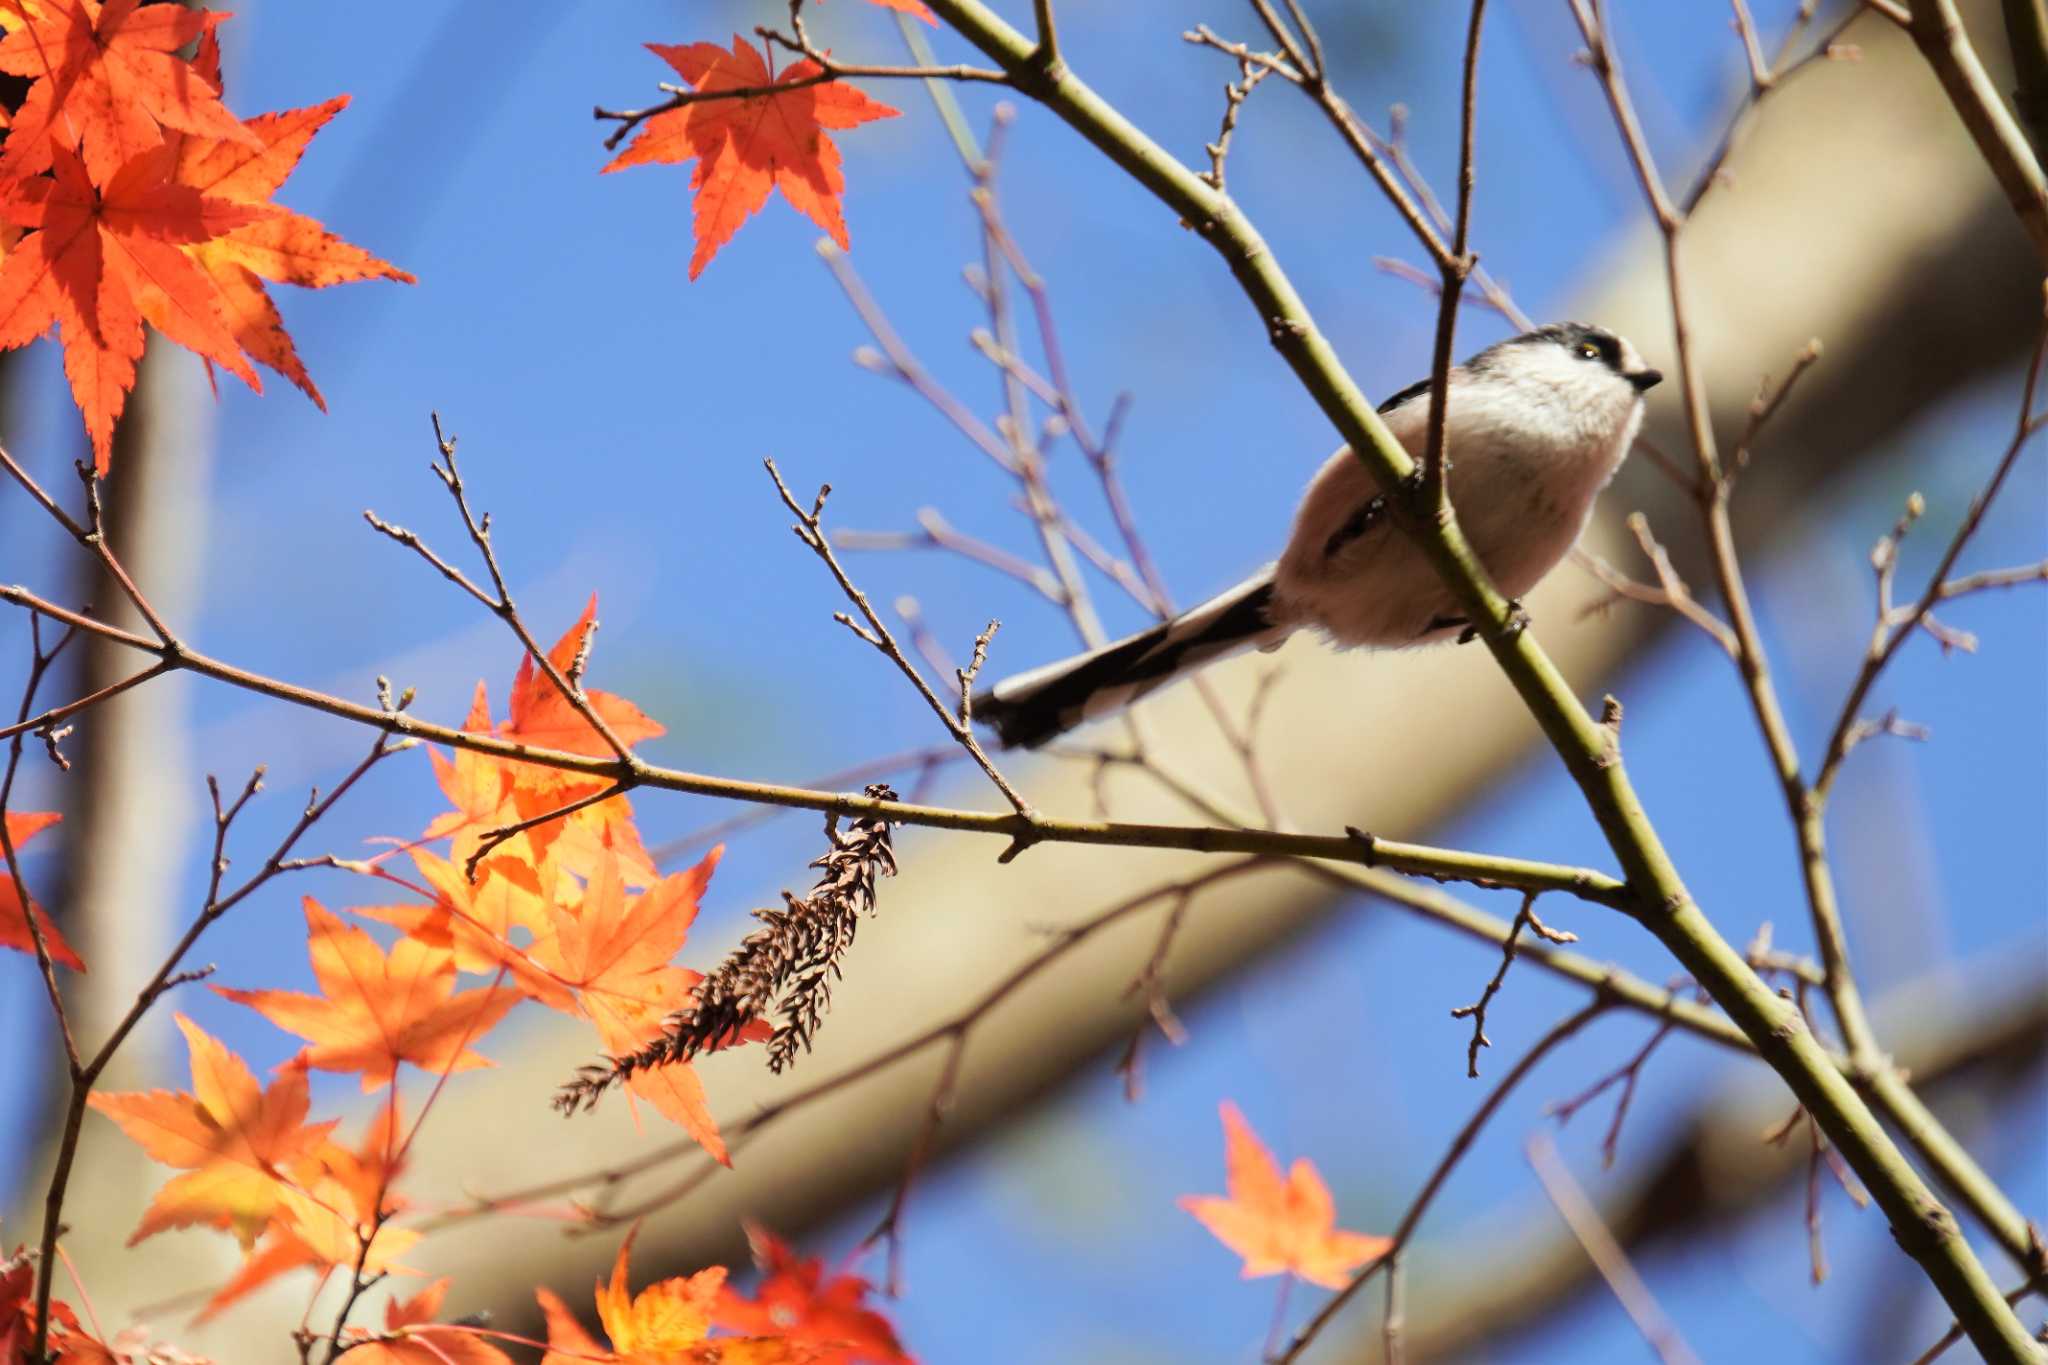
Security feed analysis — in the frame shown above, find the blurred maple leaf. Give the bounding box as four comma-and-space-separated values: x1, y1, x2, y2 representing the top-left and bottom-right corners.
1179, 1102, 1391, 1290
858, 0, 937, 25
714, 1224, 912, 1364
333, 1278, 512, 1365
538, 1228, 812, 1364
603, 36, 898, 279
198, 1097, 419, 1322
213, 899, 520, 1091
1, 810, 82, 970
0, 0, 256, 185
85, 1014, 336, 1249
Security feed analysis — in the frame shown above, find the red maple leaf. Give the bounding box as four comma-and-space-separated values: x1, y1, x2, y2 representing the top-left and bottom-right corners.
0, 0, 258, 186
1179, 1102, 1391, 1290
85, 1014, 337, 1249
714, 1224, 912, 1364
1, 810, 82, 970
537, 1228, 809, 1364
165, 90, 413, 409
603, 37, 898, 279
213, 899, 521, 1091
0, 144, 261, 469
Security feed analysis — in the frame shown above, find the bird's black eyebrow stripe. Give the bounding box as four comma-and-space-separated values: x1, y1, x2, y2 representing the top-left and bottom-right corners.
1377, 377, 1432, 413
1322, 492, 1387, 560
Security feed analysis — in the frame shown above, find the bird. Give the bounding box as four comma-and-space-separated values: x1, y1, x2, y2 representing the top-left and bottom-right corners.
971, 322, 1663, 749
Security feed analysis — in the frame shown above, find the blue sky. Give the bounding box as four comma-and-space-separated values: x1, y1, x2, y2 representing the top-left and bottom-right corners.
1, 2, 2041, 1361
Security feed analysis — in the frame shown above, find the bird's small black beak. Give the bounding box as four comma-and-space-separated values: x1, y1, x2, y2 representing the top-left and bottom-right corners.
1628, 368, 1663, 393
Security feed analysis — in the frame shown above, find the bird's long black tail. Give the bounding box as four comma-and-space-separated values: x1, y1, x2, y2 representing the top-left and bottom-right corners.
972, 573, 1285, 749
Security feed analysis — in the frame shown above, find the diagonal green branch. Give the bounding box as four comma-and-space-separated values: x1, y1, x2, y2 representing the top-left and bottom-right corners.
909, 1, 2035, 1355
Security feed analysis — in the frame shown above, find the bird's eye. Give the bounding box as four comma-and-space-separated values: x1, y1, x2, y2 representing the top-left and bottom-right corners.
1577, 342, 1601, 361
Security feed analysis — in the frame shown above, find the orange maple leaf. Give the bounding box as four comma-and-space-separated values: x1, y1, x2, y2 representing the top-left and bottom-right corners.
538, 1229, 811, 1364
489, 596, 662, 880
603, 37, 899, 279
0, 0, 258, 186
165, 88, 413, 409
197, 1097, 419, 1322
1179, 1102, 1392, 1290
835, 0, 936, 24
714, 1224, 912, 1364
1, 810, 83, 970
337, 1278, 512, 1365
0, 144, 261, 469
213, 898, 521, 1091
532, 847, 763, 1163
85, 1014, 337, 1249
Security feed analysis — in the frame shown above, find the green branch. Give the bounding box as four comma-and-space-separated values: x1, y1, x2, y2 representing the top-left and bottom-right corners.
911, 0, 2036, 1355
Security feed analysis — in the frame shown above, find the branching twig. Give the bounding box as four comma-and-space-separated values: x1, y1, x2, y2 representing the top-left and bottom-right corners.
1449, 892, 1579, 1078
1549, 1010, 1684, 1170
1277, 1001, 1611, 1363
765, 459, 1038, 824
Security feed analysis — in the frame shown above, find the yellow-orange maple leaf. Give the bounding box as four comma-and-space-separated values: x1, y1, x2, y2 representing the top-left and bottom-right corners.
1178, 1102, 1391, 1290
1, 810, 83, 970
198, 1097, 419, 1321
538, 1229, 812, 1364
530, 847, 757, 1163
603, 37, 899, 279
85, 1014, 336, 1249
213, 899, 521, 1091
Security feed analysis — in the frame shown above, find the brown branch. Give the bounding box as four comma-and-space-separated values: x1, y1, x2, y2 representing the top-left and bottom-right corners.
1879, 0, 2048, 261
833, 508, 1067, 603
1549, 1009, 1686, 1170
21, 730, 403, 1364
1449, 892, 1579, 1078
1525, 1131, 1703, 1365
1277, 1001, 1611, 1363
1420, 0, 1488, 507
594, 50, 1007, 152
1817, 315, 2048, 799
764, 459, 1039, 822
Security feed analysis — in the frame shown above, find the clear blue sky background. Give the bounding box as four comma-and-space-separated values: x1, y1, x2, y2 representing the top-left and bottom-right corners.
1, 2, 2041, 1361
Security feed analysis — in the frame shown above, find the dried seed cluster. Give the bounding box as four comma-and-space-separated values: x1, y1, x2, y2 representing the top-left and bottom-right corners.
557, 784, 899, 1114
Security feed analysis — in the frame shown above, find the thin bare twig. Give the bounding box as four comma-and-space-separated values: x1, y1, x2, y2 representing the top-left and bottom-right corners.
765, 459, 1039, 825
1449, 892, 1579, 1077
1526, 1131, 1703, 1365
1278, 1002, 1611, 1363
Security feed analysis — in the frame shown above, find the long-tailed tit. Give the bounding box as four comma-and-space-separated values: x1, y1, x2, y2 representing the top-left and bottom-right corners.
973, 322, 1663, 749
